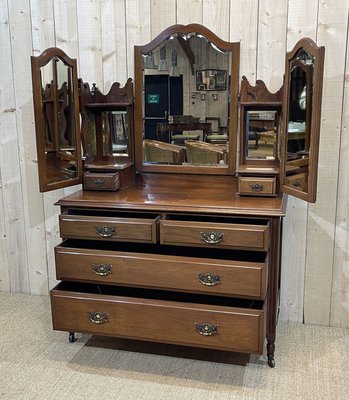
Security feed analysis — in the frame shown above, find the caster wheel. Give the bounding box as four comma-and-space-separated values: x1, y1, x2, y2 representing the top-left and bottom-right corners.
267, 356, 275, 368
68, 332, 75, 343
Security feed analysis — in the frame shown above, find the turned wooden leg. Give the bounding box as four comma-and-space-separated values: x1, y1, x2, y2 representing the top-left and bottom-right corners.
267, 341, 275, 368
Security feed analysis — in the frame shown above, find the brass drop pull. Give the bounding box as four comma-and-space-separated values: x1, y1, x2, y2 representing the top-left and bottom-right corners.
96, 226, 116, 238
250, 183, 264, 192
93, 178, 105, 187
197, 273, 221, 286
88, 312, 109, 324
200, 231, 224, 244
292, 181, 301, 188
194, 322, 218, 336
92, 264, 112, 276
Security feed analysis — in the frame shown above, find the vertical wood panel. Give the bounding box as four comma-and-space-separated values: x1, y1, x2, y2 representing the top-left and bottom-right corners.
279, 0, 319, 323
125, 0, 151, 78
76, 0, 103, 86
330, 13, 349, 328
53, 0, 79, 58
101, 0, 127, 91
7, 0, 48, 294
150, 0, 176, 38
304, 0, 349, 325
257, 0, 288, 91
230, 0, 258, 82
203, 0, 230, 41
177, 0, 202, 24
0, 3, 14, 292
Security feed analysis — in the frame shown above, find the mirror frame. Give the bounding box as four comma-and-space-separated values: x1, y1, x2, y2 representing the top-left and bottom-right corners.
134, 24, 240, 175
280, 38, 325, 203
31, 47, 82, 192
78, 78, 134, 170
239, 76, 283, 167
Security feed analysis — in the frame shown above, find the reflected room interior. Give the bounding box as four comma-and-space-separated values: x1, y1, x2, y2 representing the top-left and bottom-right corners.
141, 32, 231, 166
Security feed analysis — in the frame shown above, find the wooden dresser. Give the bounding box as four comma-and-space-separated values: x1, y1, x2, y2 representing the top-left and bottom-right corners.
50, 176, 285, 368
30, 25, 323, 369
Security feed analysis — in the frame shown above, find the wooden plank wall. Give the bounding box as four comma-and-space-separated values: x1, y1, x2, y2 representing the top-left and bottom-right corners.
0, 0, 348, 328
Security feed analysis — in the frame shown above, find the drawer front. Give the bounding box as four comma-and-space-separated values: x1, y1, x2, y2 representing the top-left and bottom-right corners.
286, 173, 306, 191
83, 172, 120, 191
238, 177, 276, 196
55, 245, 267, 299
59, 214, 158, 243
51, 286, 265, 354
160, 220, 269, 251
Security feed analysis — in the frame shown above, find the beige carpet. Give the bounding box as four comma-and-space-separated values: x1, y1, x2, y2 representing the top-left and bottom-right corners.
0, 292, 348, 400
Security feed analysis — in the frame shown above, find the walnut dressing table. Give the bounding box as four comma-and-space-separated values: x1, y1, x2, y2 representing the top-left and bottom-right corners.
31, 25, 324, 368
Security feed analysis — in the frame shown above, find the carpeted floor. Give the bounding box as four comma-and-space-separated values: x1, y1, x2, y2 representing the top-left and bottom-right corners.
0, 292, 348, 400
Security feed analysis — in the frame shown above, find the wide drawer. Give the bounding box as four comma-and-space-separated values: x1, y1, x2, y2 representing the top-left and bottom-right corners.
55, 241, 268, 299
59, 212, 159, 243
160, 218, 269, 251
51, 283, 266, 354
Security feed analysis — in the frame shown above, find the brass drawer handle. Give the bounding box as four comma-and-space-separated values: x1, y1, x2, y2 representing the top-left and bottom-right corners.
194, 322, 218, 336
88, 312, 109, 324
200, 231, 224, 244
96, 226, 116, 238
250, 183, 264, 192
93, 178, 105, 187
92, 264, 112, 276
197, 273, 221, 286
292, 181, 301, 188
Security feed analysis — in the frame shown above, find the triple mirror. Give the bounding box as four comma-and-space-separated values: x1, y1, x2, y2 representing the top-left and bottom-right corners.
134, 24, 240, 174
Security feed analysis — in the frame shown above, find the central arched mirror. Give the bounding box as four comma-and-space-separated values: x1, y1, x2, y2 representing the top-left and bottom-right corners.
134, 24, 239, 174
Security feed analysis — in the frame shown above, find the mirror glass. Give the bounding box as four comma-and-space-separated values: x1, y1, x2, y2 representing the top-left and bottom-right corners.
40, 57, 78, 182
84, 110, 129, 158
245, 110, 280, 160
285, 48, 313, 193
141, 32, 231, 167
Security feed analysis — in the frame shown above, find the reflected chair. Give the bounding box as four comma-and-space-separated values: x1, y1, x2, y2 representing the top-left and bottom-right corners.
185, 140, 227, 165
205, 117, 228, 144
171, 131, 202, 145
143, 139, 186, 163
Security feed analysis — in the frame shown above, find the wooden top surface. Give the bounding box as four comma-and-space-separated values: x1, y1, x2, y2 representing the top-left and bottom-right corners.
57, 175, 286, 217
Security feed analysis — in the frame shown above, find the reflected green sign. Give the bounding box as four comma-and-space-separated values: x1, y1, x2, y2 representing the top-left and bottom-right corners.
147, 94, 159, 104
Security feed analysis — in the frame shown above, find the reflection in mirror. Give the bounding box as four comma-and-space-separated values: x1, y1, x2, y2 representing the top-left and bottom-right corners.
141, 30, 232, 167
100, 111, 129, 156
285, 49, 313, 193
245, 110, 279, 160
39, 57, 78, 183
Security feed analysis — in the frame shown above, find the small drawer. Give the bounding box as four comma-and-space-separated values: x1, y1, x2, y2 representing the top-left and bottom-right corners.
51, 282, 266, 354
55, 241, 268, 299
160, 219, 269, 251
238, 177, 276, 196
59, 213, 159, 243
286, 173, 306, 191
83, 172, 120, 191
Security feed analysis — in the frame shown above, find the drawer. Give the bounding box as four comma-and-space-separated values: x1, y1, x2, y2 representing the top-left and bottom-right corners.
238, 177, 276, 196
51, 283, 266, 354
160, 218, 269, 251
55, 242, 268, 299
59, 212, 159, 243
286, 173, 306, 191
83, 172, 120, 191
